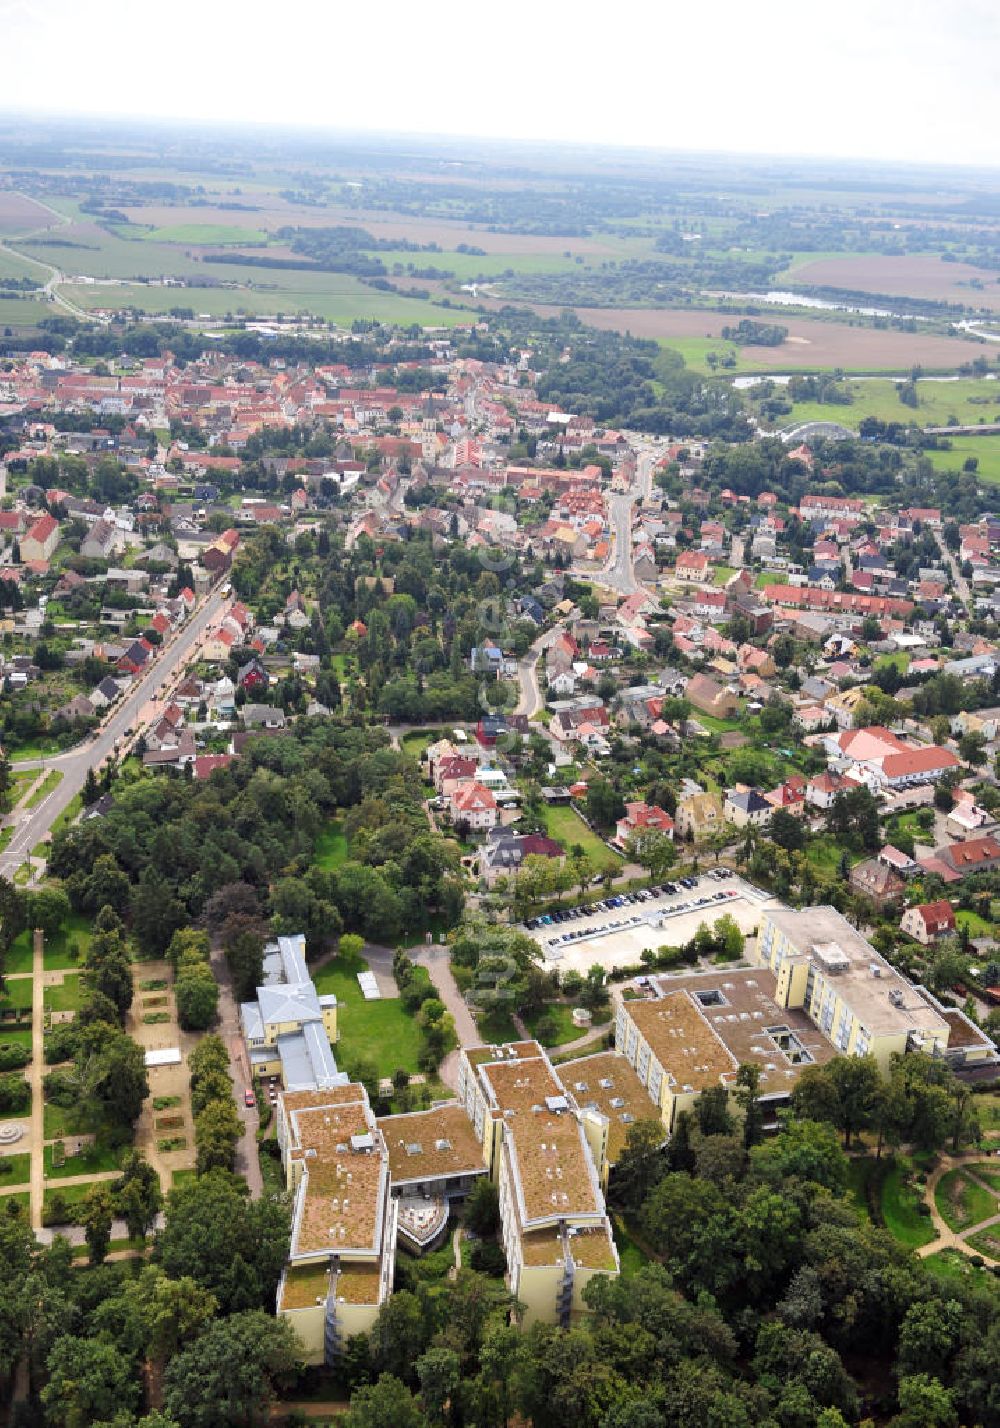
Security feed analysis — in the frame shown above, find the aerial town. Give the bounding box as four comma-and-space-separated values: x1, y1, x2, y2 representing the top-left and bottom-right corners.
1, 110, 1000, 1428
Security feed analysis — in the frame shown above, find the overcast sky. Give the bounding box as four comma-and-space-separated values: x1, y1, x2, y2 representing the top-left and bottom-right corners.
3, 0, 999, 168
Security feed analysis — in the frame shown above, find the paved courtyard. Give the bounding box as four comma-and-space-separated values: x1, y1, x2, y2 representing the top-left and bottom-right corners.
523, 874, 783, 977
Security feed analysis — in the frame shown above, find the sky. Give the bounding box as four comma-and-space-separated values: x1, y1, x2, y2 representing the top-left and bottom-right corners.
3, 0, 1000, 168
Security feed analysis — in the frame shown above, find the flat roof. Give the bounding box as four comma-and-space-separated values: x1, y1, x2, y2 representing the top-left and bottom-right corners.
378, 1104, 487, 1185
646, 967, 837, 1096
559, 1050, 661, 1162
623, 991, 739, 1095
144, 1047, 182, 1068
762, 906, 950, 1041
286, 1086, 388, 1260
278, 1262, 331, 1311
466, 1041, 603, 1225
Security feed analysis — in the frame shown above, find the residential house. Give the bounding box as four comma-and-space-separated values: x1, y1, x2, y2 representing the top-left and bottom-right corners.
449, 782, 499, 832
848, 858, 905, 910
685, 673, 739, 720
724, 789, 773, 829
478, 830, 565, 887
901, 902, 956, 945
20, 514, 59, 562
614, 801, 674, 850
80, 518, 120, 561
674, 550, 712, 584
674, 792, 724, 842
237, 657, 269, 693
243, 704, 286, 730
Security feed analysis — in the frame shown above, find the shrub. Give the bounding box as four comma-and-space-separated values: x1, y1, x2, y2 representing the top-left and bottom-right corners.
0, 1073, 30, 1114
43, 1024, 78, 1065
0, 1043, 30, 1071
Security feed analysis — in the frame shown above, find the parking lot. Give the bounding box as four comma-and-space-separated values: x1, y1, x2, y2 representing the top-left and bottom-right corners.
521, 873, 783, 977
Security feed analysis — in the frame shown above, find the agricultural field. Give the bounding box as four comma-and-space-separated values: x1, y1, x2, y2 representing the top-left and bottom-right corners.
0, 191, 60, 235
774, 252, 1000, 310
551, 305, 988, 373
60, 274, 474, 327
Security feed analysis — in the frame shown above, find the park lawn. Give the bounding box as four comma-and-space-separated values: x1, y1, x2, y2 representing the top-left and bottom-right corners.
0, 1026, 32, 1049
712, 565, 737, 585
44, 1138, 127, 1179
312, 953, 425, 1078
3, 932, 34, 975
973, 1092, 1000, 1133
923, 1248, 992, 1284
42, 1180, 102, 1222
966, 1163, 1000, 1194
50, 792, 83, 839
172, 1168, 197, 1188
1, 978, 33, 1012
43, 1099, 90, 1139
691, 711, 744, 736
4, 737, 65, 762
935, 1167, 997, 1232
804, 835, 855, 877
0, 1154, 31, 1188
43, 913, 92, 970
612, 1215, 651, 1277
881, 1162, 937, 1248
43, 974, 84, 1014
966, 1226, 1000, 1258
539, 803, 621, 873
524, 1003, 588, 1048
927, 437, 1000, 485
474, 1007, 520, 1045
845, 1157, 876, 1222
875, 651, 910, 673
314, 820, 349, 871
24, 769, 63, 809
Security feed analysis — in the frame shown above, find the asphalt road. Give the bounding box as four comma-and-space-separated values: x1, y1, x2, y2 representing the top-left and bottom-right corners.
514, 621, 566, 719
1, 585, 228, 876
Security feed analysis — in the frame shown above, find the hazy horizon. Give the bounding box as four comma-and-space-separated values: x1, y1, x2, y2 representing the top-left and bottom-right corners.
3, 0, 999, 170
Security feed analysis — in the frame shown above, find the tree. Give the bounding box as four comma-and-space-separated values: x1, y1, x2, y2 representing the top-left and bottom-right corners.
751, 1119, 848, 1193
585, 779, 625, 832
80, 1183, 114, 1264
768, 808, 806, 852
416, 1346, 460, 1426
370, 1290, 432, 1380
195, 1097, 242, 1174
344, 1375, 429, 1428
695, 1085, 734, 1137
175, 965, 220, 1031
608, 1119, 666, 1213
81, 767, 101, 808
791, 1057, 881, 1149
734, 1062, 764, 1149
464, 1177, 500, 1237
893, 1374, 958, 1428
162, 1310, 301, 1428
627, 829, 677, 881
113, 1152, 162, 1240
222, 920, 266, 1002
157, 1170, 289, 1313
42, 1334, 141, 1428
